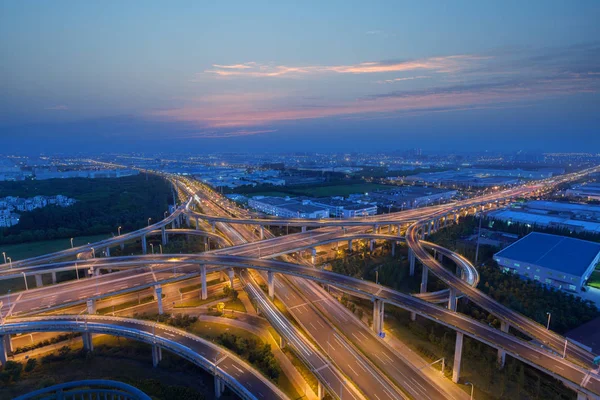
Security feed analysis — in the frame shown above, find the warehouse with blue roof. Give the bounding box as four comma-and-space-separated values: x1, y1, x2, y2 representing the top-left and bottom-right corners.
493, 232, 600, 293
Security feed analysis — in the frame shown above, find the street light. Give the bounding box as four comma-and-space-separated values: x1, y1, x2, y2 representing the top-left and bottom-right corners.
2, 252, 5, 264
150, 243, 154, 254
465, 382, 474, 400
70, 238, 74, 248
159, 244, 163, 254
546, 312, 551, 330
91, 248, 95, 258
148, 218, 152, 226
118, 226, 122, 236
7, 257, 12, 269
22, 272, 29, 291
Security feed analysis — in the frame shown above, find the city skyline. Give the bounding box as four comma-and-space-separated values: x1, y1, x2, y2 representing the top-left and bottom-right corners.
1, 1, 599, 154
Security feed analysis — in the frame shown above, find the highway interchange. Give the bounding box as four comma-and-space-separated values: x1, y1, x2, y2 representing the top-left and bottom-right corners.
2, 167, 600, 399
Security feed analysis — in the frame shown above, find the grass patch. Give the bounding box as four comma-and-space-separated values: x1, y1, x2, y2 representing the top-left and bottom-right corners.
179, 278, 221, 294
174, 294, 227, 308
587, 270, 600, 289
223, 298, 246, 313
0, 234, 110, 262
97, 295, 156, 314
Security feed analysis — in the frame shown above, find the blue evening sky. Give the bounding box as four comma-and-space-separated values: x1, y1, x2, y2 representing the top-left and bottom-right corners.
1, 1, 599, 154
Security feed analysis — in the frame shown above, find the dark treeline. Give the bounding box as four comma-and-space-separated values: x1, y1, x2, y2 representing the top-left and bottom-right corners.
0, 175, 172, 245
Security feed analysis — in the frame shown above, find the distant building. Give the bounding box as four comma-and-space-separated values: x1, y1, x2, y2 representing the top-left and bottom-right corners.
248, 196, 329, 219
566, 183, 600, 200
494, 232, 600, 293
309, 198, 377, 218
488, 201, 600, 234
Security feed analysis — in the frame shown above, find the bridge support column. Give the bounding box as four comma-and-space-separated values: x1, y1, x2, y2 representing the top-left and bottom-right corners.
105, 247, 110, 257
211, 222, 216, 233
452, 332, 464, 383
372, 299, 384, 336
427, 221, 432, 236
448, 287, 457, 311
0, 335, 7, 365
154, 285, 163, 315
410, 312, 417, 321
51, 271, 57, 284
420, 265, 429, 294
201, 265, 207, 300
152, 345, 162, 367
228, 269, 235, 289
317, 381, 324, 399
409, 249, 416, 276
3, 335, 12, 354
142, 235, 147, 255
82, 332, 94, 352
260, 225, 264, 240
347, 239, 352, 252
87, 299, 96, 314
397, 224, 402, 236
35, 274, 43, 288
437, 252, 443, 262
498, 321, 509, 368
391, 242, 396, 257
444, 216, 447, 228
369, 239, 374, 252
161, 227, 167, 245
374, 224, 379, 234
214, 376, 224, 398
267, 271, 275, 299
301, 226, 307, 233
311, 248, 317, 265
195, 217, 199, 230
577, 392, 590, 400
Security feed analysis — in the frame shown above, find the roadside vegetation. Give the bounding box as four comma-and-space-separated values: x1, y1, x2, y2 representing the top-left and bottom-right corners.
0, 174, 172, 245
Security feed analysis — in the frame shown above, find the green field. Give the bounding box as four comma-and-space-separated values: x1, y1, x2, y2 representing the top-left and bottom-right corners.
249, 183, 391, 198
588, 270, 600, 289
0, 234, 111, 262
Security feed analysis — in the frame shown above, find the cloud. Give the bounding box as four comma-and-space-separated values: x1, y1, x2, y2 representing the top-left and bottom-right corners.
177, 129, 277, 138
204, 55, 488, 78
45, 105, 69, 110
377, 76, 430, 84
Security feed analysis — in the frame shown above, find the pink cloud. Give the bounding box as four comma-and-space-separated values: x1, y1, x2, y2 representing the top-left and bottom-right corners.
204, 55, 488, 78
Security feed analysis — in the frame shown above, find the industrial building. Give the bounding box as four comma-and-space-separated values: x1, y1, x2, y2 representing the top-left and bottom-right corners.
567, 183, 600, 200
248, 196, 329, 219
349, 186, 457, 209
493, 232, 600, 293
488, 201, 600, 233
309, 198, 378, 218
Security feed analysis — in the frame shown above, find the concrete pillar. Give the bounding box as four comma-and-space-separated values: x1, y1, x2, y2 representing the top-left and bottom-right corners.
51, 271, 57, 284
410, 312, 417, 321
397, 224, 402, 236
452, 332, 464, 383
347, 239, 353, 252
437, 252, 443, 262
369, 239, 374, 252
448, 287, 457, 311
142, 235, 147, 255
427, 221, 432, 236
211, 222, 216, 233
409, 249, 416, 276
301, 226, 307, 233
82, 332, 94, 352
391, 242, 396, 257
214, 376, 223, 398
195, 217, 199, 230
374, 224, 379, 234
577, 392, 589, 400
311, 248, 317, 265
201, 265, 207, 300
420, 265, 429, 293
3, 335, 12, 354
498, 321, 509, 368
35, 274, 43, 288
260, 225, 264, 240
104, 247, 110, 257
267, 271, 275, 299
154, 285, 163, 315
152, 345, 162, 367
372, 299, 384, 336
228, 269, 235, 289
0, 336, 6, 365
161, 227, 167, 245
444, 216, 447, 228
87, 299, 96, 314
318, 382, 324, 399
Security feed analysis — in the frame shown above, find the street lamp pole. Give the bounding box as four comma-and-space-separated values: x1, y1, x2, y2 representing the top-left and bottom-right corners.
118, 226, 122, 236
150, 243, 154, 254
546, 312, 551, 330
159, 244, 163, 254
148, 218, 152, 227
8, 257, 12, 269
70, 238, 74, 248
465, 382, 474, 400
2, 252, 6, 264
22, 272, 28, 291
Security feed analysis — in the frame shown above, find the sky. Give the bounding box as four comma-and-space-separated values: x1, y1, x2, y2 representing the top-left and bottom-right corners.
1, 0, 599, 154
